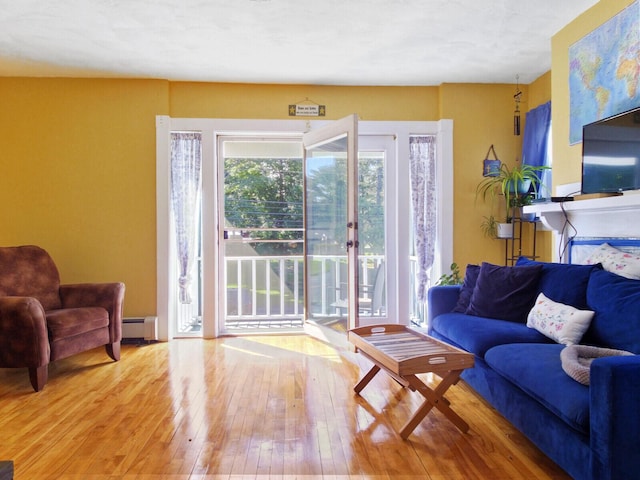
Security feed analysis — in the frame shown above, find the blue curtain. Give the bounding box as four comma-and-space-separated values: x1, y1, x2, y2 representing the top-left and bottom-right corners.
522, 101, 552, 198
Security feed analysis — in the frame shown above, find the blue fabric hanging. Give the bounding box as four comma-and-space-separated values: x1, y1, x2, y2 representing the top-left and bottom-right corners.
522, 101, 552, 198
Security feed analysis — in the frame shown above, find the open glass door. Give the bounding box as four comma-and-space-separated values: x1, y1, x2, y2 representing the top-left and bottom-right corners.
302, 115, 359, 346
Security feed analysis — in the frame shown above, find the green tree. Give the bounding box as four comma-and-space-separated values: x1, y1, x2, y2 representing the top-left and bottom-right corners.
224, 154, 385, 257
224, 157, 303, 255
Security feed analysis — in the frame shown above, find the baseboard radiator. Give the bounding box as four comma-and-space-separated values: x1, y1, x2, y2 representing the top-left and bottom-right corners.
122, 316, 158, 342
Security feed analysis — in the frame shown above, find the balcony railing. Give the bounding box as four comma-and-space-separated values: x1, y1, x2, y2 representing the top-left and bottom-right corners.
176, 254, 422, 334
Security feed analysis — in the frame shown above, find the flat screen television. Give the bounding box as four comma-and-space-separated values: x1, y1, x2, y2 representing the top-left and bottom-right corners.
582, 107, 640, 194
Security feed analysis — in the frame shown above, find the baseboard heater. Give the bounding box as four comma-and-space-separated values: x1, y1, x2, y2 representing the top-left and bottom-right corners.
122, 316, 158, 343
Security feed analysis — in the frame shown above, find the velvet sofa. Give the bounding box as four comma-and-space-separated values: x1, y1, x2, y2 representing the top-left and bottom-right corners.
0, 245, 125, 391
427, 257, 640, 480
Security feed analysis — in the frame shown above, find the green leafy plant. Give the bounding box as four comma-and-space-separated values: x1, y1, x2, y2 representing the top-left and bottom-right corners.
435, 262, 462, 285
510, 192, 533, 208
480, 215, 498, 239
476, 162, 549, 223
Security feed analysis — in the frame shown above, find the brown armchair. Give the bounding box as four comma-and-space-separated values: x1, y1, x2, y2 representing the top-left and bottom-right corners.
0, 245, 125, 391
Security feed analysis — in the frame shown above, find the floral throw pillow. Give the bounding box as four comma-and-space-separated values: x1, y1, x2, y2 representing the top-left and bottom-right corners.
585, 243, 640, 280
526, 293, 595, 345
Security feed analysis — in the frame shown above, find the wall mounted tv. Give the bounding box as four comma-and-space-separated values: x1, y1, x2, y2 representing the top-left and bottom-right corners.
582, 107, 640, 194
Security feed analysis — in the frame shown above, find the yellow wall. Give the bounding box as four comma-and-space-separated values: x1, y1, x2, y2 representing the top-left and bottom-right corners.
551, 0, 637, 190
1, 77, 527, 315
441, 83, 526, 268
528, 71, 551, 109
169, 83, 440, 120
0, 78, 168, 316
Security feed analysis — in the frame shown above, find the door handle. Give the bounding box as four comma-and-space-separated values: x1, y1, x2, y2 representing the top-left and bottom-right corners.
346, 240, 359, 250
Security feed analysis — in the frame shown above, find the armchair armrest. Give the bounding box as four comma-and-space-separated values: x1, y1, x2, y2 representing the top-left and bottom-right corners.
590, 355, 640, 480
59, 282, 125, 341
426, 285, 461, 334
0, 296, 50, 368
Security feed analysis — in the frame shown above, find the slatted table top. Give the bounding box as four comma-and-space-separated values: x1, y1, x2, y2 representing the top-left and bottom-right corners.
348, 324, 474, 376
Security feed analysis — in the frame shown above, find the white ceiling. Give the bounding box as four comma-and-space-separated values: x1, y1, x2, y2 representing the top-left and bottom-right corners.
0, 0, 599, 86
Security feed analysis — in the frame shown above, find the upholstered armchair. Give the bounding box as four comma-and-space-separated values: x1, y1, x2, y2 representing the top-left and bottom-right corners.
0, 245, 125, 391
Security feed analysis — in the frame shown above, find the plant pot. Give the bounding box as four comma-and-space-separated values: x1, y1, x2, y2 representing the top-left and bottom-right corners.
515, 206, 537, 222
497, 223, 513, 239
509, 178, 532, 195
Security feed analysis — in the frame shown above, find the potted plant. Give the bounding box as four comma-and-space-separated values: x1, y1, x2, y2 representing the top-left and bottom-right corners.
510, 192, 537, 222
480, 215, 498, 239
435, 262, 462, 285
476, 161, 549, 235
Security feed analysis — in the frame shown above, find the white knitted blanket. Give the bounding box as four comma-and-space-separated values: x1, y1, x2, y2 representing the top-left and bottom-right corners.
560, 345, 633, 386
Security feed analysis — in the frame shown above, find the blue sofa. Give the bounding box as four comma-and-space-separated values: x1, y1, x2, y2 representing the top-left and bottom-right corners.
427, 259, 640, 480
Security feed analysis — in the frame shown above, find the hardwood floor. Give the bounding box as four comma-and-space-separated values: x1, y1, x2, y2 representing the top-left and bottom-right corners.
0, 335, 570, 479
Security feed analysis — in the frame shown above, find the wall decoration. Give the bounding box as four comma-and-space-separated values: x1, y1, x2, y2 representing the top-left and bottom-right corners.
513, 75, 522, 136
482, 144, 501, 177
568, 0, 640, 145
288, 101, 326, 117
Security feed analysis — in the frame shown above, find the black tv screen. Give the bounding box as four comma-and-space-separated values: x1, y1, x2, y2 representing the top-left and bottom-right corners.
582, 107, 640, 194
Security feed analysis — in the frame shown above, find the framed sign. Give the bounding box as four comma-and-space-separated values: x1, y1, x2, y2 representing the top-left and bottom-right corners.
483, 159, 501, 177
483, 145, 501, 177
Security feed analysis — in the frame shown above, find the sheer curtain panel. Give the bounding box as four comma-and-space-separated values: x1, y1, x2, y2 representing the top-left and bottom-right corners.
170, 132, 202, 304
410, 135, 437, 302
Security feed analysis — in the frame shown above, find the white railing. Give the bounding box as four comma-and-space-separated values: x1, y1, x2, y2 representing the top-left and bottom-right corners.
224, 254, 385, 321
225, 255, 304, 320
176, 254, 420, 333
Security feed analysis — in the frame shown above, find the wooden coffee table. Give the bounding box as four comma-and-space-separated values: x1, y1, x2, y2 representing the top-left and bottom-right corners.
348, 324, 474, 439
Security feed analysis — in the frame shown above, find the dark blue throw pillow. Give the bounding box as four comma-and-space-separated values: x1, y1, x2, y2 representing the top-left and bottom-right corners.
452, 264, 480, 313
516, 257, 601, 310
466, 262, 543, 323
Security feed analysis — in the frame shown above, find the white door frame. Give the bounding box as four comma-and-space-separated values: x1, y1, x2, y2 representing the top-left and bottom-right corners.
156, 116, 453, 340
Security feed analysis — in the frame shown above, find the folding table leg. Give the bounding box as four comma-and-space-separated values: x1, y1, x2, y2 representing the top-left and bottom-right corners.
354, 364, 381, 394
399, 370, 468, 439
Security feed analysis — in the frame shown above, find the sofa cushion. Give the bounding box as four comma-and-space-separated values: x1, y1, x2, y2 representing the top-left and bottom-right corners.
485, 343, 590, 435
452, 264, 480, 312
431, 312, 553, 358
46, 307, 109, 341
585, 269, 640, 354
466, 262, 543, 323
585, 243, 640, 280
527, 293, 595, 345
516, 257, 600, 310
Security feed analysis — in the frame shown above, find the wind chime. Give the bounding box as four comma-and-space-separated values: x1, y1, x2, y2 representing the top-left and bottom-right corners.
514, 75, 522, 136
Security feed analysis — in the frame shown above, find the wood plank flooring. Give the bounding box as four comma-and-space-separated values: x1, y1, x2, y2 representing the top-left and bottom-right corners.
0, 335, 571, 479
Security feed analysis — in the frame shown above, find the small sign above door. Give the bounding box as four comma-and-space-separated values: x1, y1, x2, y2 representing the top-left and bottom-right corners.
288, 104, 326, 117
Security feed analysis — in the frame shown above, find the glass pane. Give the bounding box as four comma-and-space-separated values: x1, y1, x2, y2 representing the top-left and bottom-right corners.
222, 141, 304, 331
358, 151, 386, 317
305, 135, 349, 328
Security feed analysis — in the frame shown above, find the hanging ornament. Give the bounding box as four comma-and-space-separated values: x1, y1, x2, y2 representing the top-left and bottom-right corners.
514, 75, 522, 136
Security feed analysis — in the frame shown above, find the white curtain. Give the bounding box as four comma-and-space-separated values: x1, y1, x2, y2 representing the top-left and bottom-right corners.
170, 132, 202, 304
410, 135, 437, 302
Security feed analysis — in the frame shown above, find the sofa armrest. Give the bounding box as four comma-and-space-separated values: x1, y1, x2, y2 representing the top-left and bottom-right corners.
590, 355, 640, 480
59, 282, 125, 341
0, 296, 50, 368
426, 285, 461, 334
